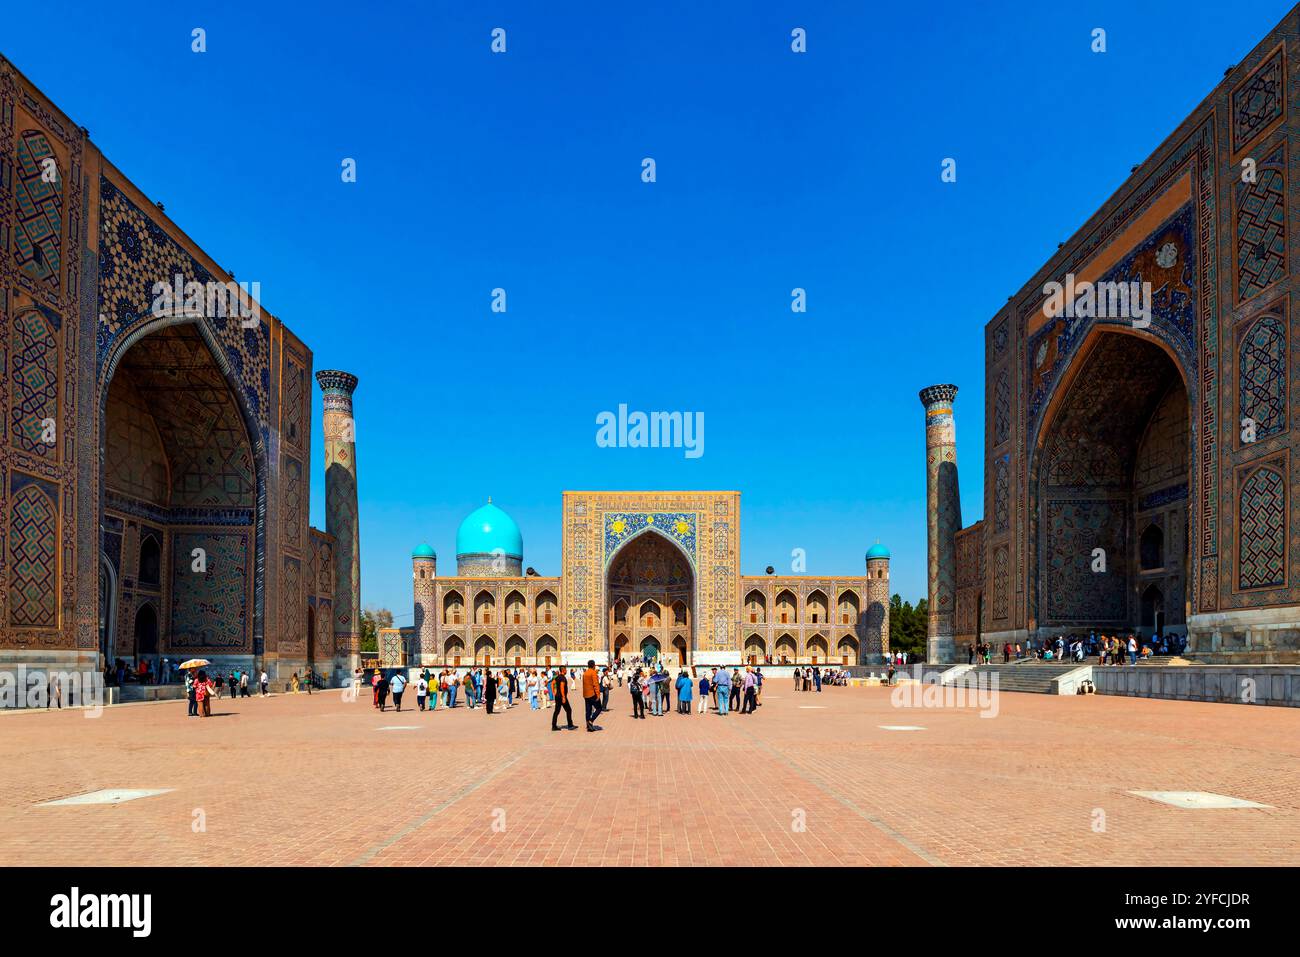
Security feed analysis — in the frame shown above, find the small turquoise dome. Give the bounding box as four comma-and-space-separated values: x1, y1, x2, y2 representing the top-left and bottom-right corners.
411, 543, 436, 560
866, 543, 891, 561
456, 500, 523, 558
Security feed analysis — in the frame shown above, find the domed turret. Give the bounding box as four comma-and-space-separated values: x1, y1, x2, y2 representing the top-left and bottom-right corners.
456, 499, 523, 575
411, 543, 436, 560
865, 542, 891, 561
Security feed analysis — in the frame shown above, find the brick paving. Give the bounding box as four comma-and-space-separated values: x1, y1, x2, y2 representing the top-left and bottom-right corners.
2, 680, 1298, 866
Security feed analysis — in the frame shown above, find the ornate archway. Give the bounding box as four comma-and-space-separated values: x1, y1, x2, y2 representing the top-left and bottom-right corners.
606, 530, 694, 665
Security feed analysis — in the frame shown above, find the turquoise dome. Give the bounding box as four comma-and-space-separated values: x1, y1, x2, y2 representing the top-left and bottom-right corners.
411, 543, 436, 560
865, 543, 891, 561
456, 501, 523, 558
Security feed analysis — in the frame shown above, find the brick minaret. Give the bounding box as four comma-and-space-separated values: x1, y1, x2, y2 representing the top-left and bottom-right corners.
317, 370, 361, 673
412, 544, 437, 666
865, 545, 891, 664
919, 384, 960, 664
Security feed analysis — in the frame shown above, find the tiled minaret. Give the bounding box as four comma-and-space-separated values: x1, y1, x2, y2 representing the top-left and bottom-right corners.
317, 370, 361, 673
865, 544, 891, 664
919, 384, 960, 664
412, 544, 437, 666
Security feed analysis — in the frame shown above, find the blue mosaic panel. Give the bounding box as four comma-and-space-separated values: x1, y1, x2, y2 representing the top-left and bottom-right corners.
1239, 313, 1286, 440
604, 512, 696, 565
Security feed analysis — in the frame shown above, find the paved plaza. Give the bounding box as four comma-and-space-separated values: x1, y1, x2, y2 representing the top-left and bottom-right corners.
3, 680, 1298, 867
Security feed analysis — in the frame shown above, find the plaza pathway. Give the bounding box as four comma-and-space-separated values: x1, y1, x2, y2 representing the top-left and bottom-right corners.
2, 680, 1297, 866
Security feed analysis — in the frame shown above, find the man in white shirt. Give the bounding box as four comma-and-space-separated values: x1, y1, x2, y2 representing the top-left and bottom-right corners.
390, 671, 408, 712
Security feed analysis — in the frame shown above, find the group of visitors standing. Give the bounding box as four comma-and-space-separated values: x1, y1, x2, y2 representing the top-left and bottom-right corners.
627, 663, 763, 716
185, 667, 269, 717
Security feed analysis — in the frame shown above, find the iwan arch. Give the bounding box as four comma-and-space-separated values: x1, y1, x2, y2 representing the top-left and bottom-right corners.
924, 7, 1300, 662
401, 491, 891, 669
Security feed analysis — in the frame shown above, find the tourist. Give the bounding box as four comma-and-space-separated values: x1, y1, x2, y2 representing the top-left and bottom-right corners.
793, 666, 802, 692
376, 672, 391, 712
730, 668, 743, 710
551, 666, 576, 731
290, 672, 300, 694
600, 668, 612, 713
462, 671, 475, 708
416, 674, 428, 711
185, 670, 198, 717
630, 667, 646, 719
484, 670, 498, 715
260, 669, 269, 696
527, 669, 540, 710
582, 660, 601, 731
677, 670, 692, 714
741, 668, 758, 714
196, 670, 213, 717
239, 670, 249, 697
714, 666, 731, 715
697, 670, 710, 713
755, 667, 764, 706
229, 672, 239, 699
812, 666, 822, 693
447, 671, 459, 709
1128, 634, 1138, 665
371, 669, 380, 707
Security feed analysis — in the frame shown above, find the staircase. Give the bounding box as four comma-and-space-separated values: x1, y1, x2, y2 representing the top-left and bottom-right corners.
970, 661, 1087, 694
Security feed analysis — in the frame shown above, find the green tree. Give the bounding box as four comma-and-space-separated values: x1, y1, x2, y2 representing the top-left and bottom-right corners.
889, 593, 928, 657
359, 605, 393, 653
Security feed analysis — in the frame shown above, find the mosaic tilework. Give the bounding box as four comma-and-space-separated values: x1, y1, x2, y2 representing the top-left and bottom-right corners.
280, 557, 303, 653
1043, 500, 1128, 622
993, 456, 1009, 533
281, 455, 302, 553
10, 307, 59, 457
1238, 465, 1285, 590
1231, 46, 1284, 154
1239, 312, 1287, 440
603, 512, 696, 566
96, 177, 269, 437
1235, 147, 1286, 303
992, 545, 1008, 622
993, 369, 1010, 447
169, 532, 248, 649
8, 475, 58, 628
12, 130, 62, 287
1028, 203, 1197, 428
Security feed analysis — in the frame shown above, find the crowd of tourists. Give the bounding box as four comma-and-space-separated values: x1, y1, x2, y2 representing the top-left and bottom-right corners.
360, 659, 793, 730
183, 667, 270, 716
969, 631, 1188, 666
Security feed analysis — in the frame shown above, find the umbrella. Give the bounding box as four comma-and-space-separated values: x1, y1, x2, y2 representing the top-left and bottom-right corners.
178, 659, 210, 670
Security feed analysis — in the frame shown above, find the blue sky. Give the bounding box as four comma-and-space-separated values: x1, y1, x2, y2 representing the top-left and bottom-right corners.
7, 0, 1292, 623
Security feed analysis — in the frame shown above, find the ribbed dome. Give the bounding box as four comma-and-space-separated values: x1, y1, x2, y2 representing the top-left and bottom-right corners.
411, 543, 436, 560
456, 501, 522, 558
865, 543, 891, 561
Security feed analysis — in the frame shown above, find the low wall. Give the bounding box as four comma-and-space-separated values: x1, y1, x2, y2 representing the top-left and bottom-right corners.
1093, 665, 1300, 707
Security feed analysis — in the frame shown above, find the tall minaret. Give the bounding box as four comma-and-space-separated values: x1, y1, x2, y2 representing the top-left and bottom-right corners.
919, 384, 960, 664
864, 543, 891, 664
412, 544, 438, 667
317, 370, 361, 674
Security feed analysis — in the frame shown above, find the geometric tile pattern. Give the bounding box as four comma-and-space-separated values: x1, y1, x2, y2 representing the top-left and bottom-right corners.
1043, 499, 1128, 622
1235, 148, 1286, 303
1238, 465, 1285, 590
12, 130, 62, 287
96, 177, 269, 434
993, 456, 1009, 533
169, 531, 249, 649
281, 455, 302, 553
993, 369, 1010, 446
1231, 47, 1284, 154
8, 478, 58, 628
1239, 312, 1286, 440
10, 308, 59, 457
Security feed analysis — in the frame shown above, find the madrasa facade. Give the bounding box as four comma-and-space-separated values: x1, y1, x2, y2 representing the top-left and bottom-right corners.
920, 6, 1300, 664
392, 491, 891, 669
0, 57, 362, 693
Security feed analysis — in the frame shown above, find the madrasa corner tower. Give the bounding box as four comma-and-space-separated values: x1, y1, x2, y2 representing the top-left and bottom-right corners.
397, 491, 893, 670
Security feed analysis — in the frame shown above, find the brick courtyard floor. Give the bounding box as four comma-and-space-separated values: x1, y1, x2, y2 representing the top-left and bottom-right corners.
2, 679, 1298, 866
